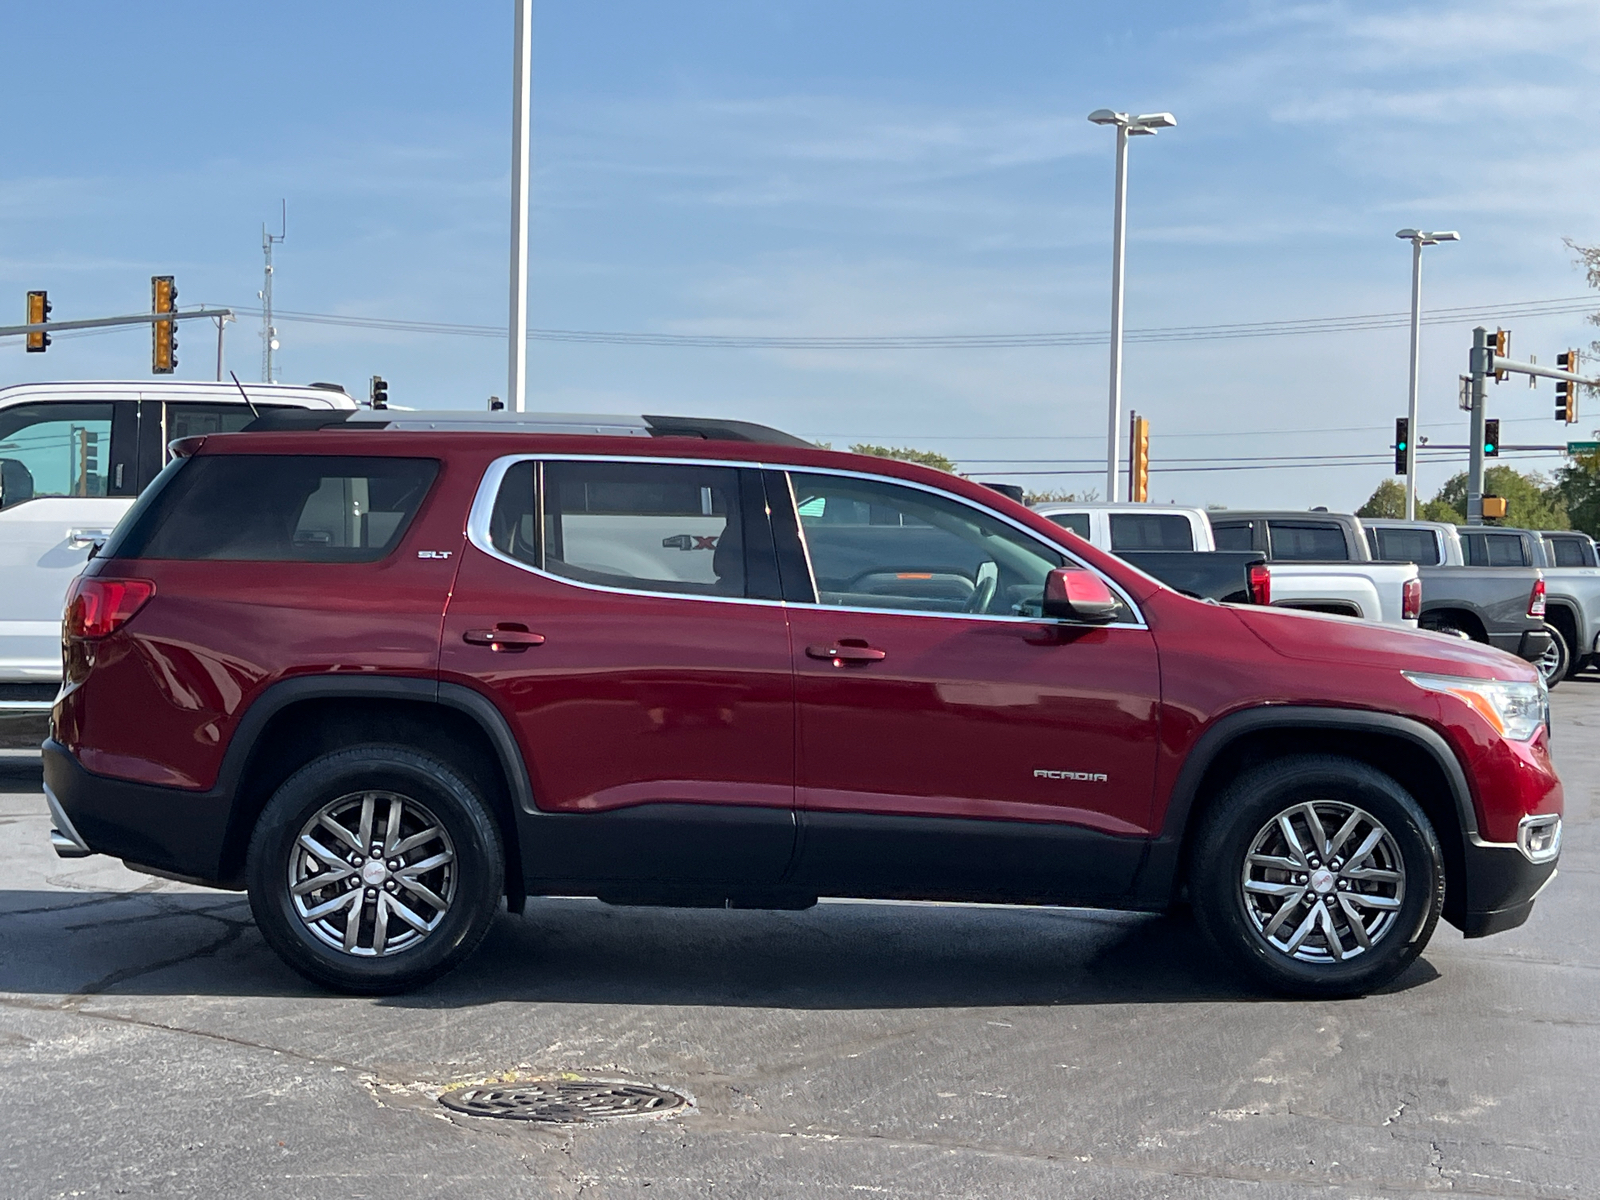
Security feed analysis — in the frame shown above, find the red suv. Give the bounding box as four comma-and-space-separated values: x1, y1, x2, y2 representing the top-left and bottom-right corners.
42, 414, 1563, 996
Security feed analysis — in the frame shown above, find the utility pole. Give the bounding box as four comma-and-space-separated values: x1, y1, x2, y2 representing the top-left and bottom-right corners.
260, 201, 285, 383
507, 0, 533, 412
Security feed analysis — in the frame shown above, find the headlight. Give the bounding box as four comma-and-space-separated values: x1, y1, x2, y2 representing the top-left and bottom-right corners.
1405, 671, 1548, 742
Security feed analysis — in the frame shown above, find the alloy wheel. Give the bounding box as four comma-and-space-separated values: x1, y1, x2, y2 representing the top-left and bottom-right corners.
1241, 800, 1406, 964
288, 790, 457, 957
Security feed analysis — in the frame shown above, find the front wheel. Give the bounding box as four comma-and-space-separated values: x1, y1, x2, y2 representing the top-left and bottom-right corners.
246, 746, 504, 994
1190, 755, 1444, 998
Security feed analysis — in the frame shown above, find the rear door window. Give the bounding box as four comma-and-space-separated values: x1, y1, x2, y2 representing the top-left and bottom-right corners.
107, 454, 438, 561
1372, 527, 1441, 565
1046, 512, 1090, 539
1463, 533, 1527, 567
539, 459, 748, 597
1547, 536, 1591, 567
1110, 512, 1194, 551
1267, 521, 1348, 560
1211, 521, 1256, 552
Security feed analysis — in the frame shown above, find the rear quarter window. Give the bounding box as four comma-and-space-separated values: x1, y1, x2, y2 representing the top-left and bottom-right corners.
1548, 536, 1590, 567
105, 454, 438, 562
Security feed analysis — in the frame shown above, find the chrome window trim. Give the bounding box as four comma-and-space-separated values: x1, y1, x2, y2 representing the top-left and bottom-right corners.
466, 453, 1147, 628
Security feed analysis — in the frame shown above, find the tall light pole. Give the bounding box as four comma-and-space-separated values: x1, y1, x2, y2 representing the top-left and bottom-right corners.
508, 0, 533, 412
1088, 109, 1175, 501
1395, 228, 1460, 518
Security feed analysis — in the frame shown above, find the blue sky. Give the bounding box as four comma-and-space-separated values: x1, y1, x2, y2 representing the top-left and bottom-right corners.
3, 0, 1599, 508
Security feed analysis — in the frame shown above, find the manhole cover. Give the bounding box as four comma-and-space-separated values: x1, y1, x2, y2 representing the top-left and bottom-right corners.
438, 1078, 690, 1123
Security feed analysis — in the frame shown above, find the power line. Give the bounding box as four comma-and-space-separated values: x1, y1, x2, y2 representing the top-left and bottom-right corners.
975, 451, 1567, 478
207, 293, 1599, 351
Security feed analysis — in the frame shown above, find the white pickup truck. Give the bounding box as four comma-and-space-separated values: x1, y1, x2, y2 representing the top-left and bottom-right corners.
1031, 503, 1420, 628
0, 380, 357, 747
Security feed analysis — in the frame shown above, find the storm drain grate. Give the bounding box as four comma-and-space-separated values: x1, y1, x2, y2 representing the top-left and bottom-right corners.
438, 1078, 690, 1123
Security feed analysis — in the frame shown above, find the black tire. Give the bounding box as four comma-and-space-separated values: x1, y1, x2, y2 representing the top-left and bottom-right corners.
246, 746, 504, 994
1189, 755, 1444, 999
1537, 623, 1569, 690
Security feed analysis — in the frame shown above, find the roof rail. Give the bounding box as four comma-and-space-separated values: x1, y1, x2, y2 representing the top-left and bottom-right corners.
238, 409, 813, 446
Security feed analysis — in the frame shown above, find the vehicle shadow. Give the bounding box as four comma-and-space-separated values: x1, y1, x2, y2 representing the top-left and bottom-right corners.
0, 888, 1440, 1007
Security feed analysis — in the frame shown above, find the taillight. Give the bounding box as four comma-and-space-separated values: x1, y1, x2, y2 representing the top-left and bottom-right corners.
64, 577, 156, 640
1402, 577, 1422, 621
1528, 577, 1546, 618
1248, 562, 1271, 606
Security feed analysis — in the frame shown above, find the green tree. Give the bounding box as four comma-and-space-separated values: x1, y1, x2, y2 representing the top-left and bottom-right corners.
1356, 478, 1405, 518
1428, 467, 1570, 530
1556, 450, 1600, 538
1022, 487, 1102, 504
848, 444, 958, 472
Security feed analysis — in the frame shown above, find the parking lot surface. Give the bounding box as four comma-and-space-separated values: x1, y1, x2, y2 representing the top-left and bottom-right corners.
2, 683, 1597, 1200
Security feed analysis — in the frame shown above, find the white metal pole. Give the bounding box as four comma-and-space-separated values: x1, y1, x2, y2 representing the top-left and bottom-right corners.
1404, 238, 1423, 520
1105, 124, 1130, 503
508, 0, 533, 412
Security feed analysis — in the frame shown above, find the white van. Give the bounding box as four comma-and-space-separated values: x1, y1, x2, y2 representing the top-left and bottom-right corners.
0, 380, 357, 746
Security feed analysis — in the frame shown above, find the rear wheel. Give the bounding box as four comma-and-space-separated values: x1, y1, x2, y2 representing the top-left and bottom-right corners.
1537, 623, 1569, 690
1190, 755, 1444, 998
246, 746, 504, 994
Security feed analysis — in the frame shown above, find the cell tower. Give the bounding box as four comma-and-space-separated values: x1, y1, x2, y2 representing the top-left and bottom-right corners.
259, 201, 286, 382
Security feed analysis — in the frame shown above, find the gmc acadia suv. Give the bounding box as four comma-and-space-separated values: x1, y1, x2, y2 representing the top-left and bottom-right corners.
42, 414, 1563, 996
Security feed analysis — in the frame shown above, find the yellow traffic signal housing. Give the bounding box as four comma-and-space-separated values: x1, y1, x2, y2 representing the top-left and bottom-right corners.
151, 275, 177, 374
1129, 413, 1150, 502
1492, 328, 1511, 382
1482, 495, 1508, 520
25, 290, 50, 352
1557, 350, 1580, 423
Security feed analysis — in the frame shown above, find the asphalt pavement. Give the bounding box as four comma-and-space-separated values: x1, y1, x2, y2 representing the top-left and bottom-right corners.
3, 683, 1598, 1199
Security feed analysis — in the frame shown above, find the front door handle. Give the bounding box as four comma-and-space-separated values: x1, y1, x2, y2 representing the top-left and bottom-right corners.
806, 641, 887, 665
463, 624, 546, 652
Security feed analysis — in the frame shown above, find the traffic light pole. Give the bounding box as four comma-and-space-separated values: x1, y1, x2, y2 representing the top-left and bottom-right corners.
1467, 327, 1488, 525
1465, 323, 1600, 524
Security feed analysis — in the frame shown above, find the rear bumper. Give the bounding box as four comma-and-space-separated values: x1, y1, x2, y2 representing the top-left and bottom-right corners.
41, 739, 235, 886
1488, 628, 1551, 662
1447, 835, 1559, 938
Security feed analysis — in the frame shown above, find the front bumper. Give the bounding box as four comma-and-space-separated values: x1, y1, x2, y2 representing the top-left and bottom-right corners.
41, 739, 235, 885
1448, 832, 1560, 937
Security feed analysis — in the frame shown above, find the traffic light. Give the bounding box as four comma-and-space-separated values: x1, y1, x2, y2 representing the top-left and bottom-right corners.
25, 290, 50, 352
1129, 413, 1150, 502
1557, 350, 1581, 423
370, 376, 388, 410
151, 276, 177, 374
1492, 328, 1511, 381
1394, 417, 1409, 474
1484, 418, 1500, 457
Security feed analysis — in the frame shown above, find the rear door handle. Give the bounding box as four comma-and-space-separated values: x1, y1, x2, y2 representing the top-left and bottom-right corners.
463, 625, 546, 652
806, 642, 887, 665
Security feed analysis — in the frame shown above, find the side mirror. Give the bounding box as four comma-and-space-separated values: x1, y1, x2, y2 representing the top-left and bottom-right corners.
1042, 568, 1120, 623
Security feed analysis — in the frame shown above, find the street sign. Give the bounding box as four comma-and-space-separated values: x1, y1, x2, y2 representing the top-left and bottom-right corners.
1566, 441, 1600, 454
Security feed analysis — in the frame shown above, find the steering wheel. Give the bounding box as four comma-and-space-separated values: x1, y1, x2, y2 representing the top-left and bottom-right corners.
965, 561, 999, 614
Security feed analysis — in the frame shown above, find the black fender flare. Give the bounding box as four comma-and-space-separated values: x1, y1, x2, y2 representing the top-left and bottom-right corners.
214, 675, 537, 902
1129, 705, 1476, 908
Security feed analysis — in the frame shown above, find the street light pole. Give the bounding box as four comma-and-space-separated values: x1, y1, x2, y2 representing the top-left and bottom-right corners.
1396, 229, 1459, 519
1105, 122, 1129, 503
1088, 109, 1175, 503
508, 0, 533, 413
